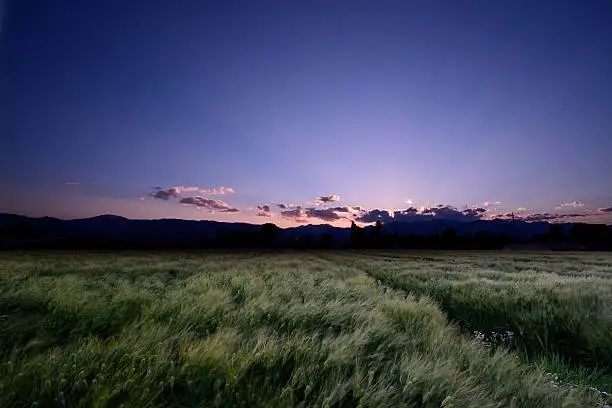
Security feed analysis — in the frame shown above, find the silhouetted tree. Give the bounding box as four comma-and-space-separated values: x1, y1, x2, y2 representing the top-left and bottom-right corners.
570, 223, 612, 249
349, 221, 365, 248
260, 223, 281, 247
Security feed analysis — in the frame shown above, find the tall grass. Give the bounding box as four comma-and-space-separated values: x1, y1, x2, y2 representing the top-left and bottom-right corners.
0, 251, 604, 407
325, 251, 612, 387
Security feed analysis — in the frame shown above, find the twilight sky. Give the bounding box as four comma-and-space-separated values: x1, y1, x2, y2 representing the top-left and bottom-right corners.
1, 0, 612, 226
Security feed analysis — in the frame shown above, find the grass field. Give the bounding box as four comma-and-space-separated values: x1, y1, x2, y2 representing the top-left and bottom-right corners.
0, 251, 611, 407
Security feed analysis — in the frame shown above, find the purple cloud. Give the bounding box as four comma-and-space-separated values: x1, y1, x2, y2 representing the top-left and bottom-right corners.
280, 206, 350, 223
355, 205, 488, 224
151, 187, 181, 200
356, 209, 393, 223
598, 207, 612, 213
179, 196, 233, 211
314, 194, 341, 204
256, 204, 272, 217
150, 185, 236, 200
305, 208, 343, 222
494, 212, 590, 222
221, 208, 240, 213
280, 208, 308, 223
329, 206, 353, 213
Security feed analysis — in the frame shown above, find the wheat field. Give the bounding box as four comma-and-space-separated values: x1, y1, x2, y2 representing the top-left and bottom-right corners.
1, 251, 611, 407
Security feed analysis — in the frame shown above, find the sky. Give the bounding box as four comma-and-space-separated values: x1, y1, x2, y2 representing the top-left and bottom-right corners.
1, 0, 612, 227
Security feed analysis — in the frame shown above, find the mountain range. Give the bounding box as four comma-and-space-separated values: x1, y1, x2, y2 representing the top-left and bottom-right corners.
0, 212, 578, 246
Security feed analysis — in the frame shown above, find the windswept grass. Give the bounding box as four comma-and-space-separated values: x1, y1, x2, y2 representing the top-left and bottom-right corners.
325, 251, 612, 391
0, 251, 608, 407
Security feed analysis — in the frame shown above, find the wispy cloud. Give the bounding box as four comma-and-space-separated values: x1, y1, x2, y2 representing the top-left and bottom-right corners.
65, 181, 80, 185
150, 185, 236, 200
221, 207, 240, 213
200, 186, 235, 195
559, 200, 585, 208
493, 212, 590, 222
599, 207, 612, 213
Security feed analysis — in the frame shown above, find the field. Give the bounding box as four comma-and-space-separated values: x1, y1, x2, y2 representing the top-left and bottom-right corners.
0, 251, 611, 407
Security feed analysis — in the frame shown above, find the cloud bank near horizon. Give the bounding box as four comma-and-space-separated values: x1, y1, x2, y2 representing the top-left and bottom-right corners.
145, 186, 612, 225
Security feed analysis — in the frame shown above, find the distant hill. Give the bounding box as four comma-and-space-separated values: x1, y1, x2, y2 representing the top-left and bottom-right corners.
0, 213, 610, 250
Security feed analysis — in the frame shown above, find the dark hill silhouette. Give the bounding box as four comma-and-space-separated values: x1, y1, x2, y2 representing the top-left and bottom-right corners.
0, 213, 610, 250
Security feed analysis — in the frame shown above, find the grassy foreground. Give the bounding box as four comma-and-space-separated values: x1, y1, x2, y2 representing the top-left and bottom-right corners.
0, 251, 610, 407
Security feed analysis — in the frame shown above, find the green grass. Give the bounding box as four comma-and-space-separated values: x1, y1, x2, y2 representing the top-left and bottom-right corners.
0, 251, 610, 407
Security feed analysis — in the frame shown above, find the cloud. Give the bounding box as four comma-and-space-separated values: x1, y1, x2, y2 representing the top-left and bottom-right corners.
430, 206, 486, 221
493, 212, 590, 222
330, 206, 352, 213
179, 196, 232, 210
314, 194, 341, 204
200, 186, 235, 195
150, 185, 235, 200
305, 208, 343, 222
256, 204, 272, 217
598, 207, 612, 213
355, 205, 489, 224
277, 203, 299, 209
151, 187, 181, 200
391, 207, 419, 223
560, 201, 585, 208
522, 213, 588, 222
405, 198, 413, 205
65, 181, 79, 185
177, 186, 201, 193
462, 207, 488, 218
517, 207, 528, 212
280, 208, 308, 223
280, 206, 350, 223
220, 208, 240, 213
356, 209, 393, 223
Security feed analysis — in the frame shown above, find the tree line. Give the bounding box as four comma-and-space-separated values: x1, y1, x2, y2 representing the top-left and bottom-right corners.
2, 220, 611, 250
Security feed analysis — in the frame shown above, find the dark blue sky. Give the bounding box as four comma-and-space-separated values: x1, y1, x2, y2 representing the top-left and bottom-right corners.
2, 0, 612, 224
